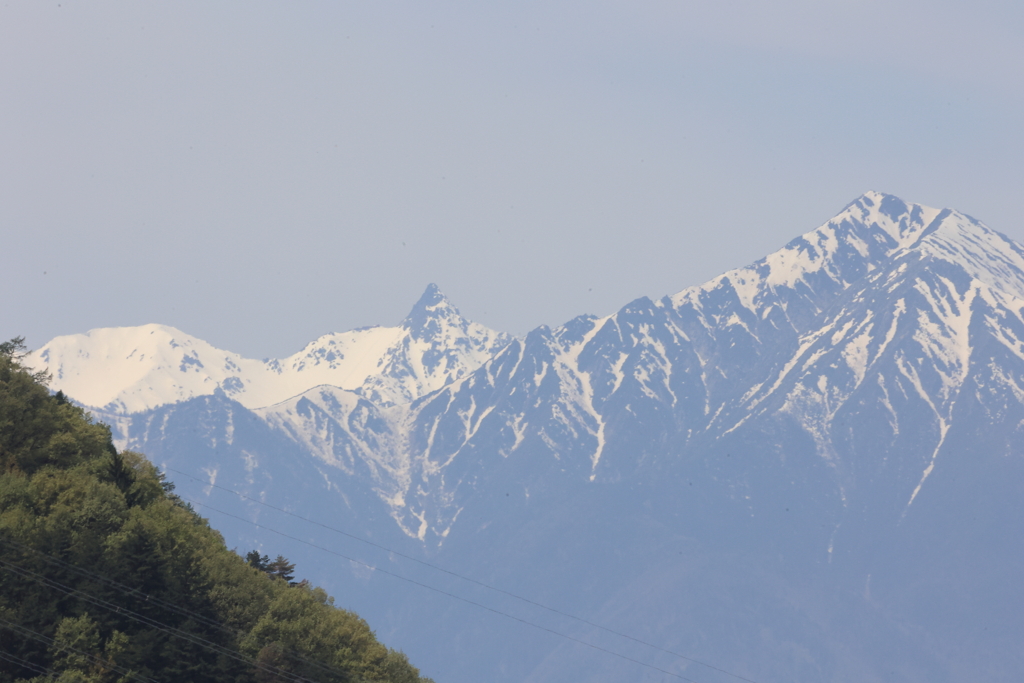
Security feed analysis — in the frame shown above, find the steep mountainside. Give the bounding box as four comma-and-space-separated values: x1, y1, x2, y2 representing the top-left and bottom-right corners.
27, 192, 1024, 683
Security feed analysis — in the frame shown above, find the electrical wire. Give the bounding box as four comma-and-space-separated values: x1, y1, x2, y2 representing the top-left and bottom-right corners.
168, 466, 759, 683
1, 536, 228, 635
0, 475, 757, 683
0, 617, 158, 683
0, 649, 57, 679
0, 536, 360, 683
182, 494, 705, 683
0, 559, 318, 683
0, 552, 367, 683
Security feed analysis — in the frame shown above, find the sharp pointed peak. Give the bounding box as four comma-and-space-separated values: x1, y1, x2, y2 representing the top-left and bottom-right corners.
402, 283, 462, 330
413, 283, 449, 309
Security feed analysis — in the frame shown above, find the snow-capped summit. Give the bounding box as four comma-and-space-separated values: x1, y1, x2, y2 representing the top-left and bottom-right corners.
29, 323, 258, 414
28, 285, 510, 413
358, 284, 512, 406
669, 191, 941, 320
339, 192, 1024, 543
403, 282, 450, 334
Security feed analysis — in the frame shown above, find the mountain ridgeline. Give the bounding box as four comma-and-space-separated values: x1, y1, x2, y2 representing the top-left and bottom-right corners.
26, 192, 1024, 682
0, 340, 433, 683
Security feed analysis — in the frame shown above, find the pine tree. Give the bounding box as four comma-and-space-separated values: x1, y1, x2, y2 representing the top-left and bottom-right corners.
266, 556, 296, 584
246, 550, 270, 572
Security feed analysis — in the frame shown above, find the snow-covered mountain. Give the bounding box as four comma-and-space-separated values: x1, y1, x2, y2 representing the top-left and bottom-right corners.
28, 283, 510, 413
27, 192, 1024, 682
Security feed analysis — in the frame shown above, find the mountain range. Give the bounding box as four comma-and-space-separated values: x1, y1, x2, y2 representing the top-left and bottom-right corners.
27, 191, 1024, 682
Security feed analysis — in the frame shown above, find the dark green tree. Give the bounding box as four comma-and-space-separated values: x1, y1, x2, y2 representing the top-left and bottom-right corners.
104, 451, 137, 504
266, 556, 296, 584
246, 550, 270, 572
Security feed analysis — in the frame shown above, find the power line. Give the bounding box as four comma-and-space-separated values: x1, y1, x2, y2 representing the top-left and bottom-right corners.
182, 494, 704, 683
0, 540, 356, 683
168, 466, 759, 683
0, 617, 159, 683
0, 559, 320, 683
0, 480, 745, 683
0, 649, 58, 679
0, 536, 230, 636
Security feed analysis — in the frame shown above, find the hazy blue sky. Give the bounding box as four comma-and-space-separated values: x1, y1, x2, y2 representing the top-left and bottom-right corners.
3, 1, 1022, 358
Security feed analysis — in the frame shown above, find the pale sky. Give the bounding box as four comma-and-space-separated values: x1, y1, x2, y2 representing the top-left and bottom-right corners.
3, 1, 1022, 359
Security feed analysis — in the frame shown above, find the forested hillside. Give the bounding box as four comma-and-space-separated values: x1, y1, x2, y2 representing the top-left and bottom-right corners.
0, 338, 433, 683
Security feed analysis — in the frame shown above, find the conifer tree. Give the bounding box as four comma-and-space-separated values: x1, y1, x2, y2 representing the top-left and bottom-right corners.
266, 556, 296, 584
246, 550, 270, 572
